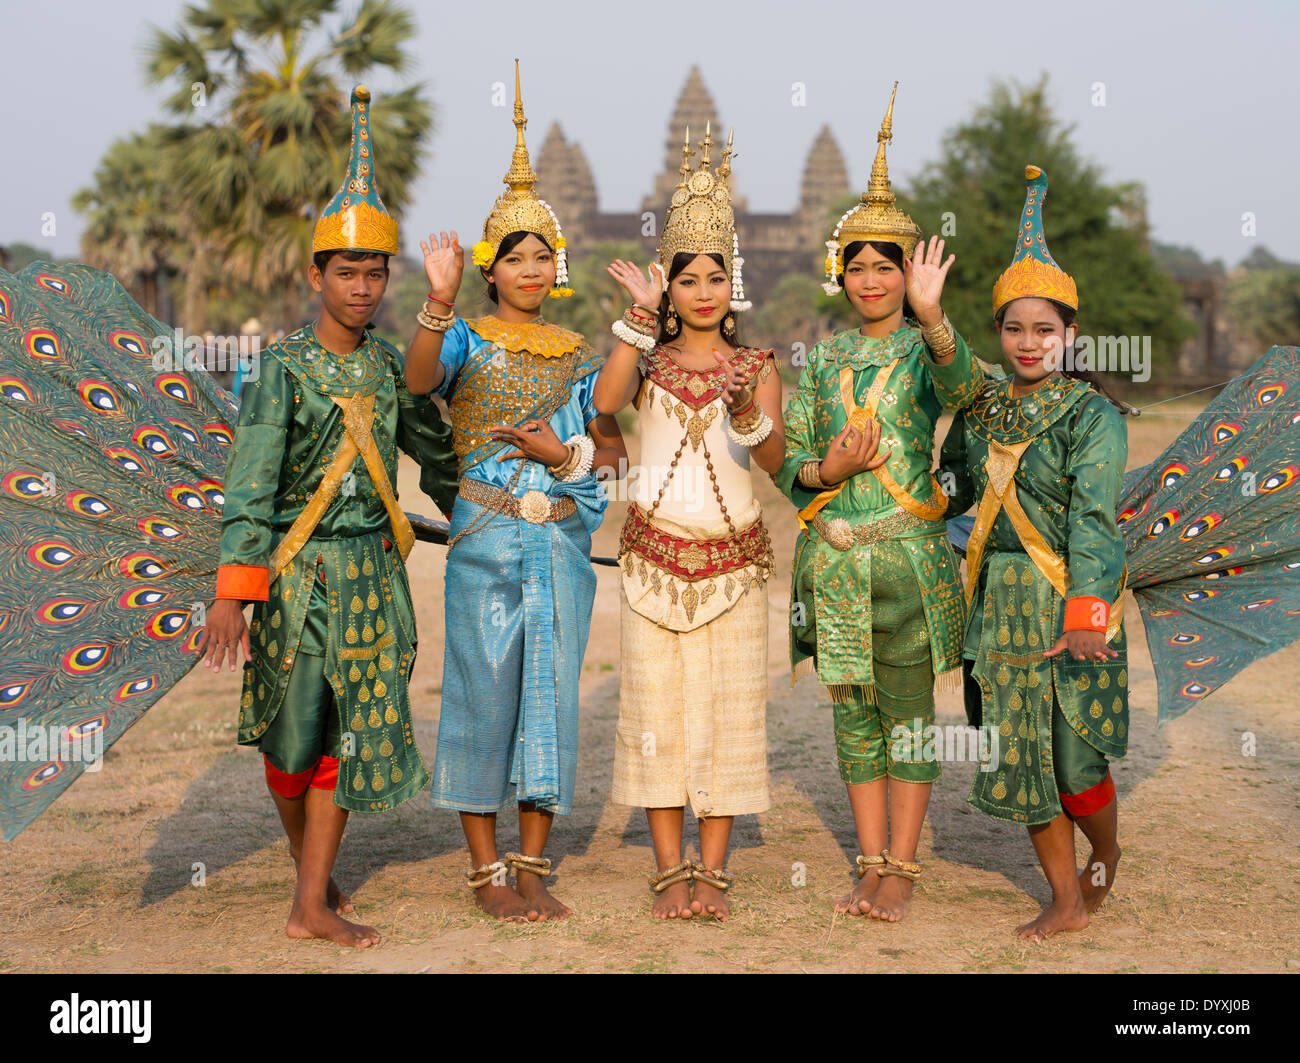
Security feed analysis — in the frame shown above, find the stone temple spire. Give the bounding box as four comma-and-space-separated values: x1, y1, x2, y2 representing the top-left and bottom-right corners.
645, 67, 723, 213
536, 122, 598, 250
796, 124, 851, 240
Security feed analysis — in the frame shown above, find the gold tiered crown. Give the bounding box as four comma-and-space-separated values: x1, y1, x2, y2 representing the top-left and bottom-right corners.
657, 124, 751, 310
823, 82, 921, 294
472, 61, 572, 296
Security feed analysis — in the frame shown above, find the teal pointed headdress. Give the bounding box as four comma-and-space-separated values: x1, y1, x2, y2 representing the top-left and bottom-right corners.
312, 85, 399, 255
992, 165, 1077, 314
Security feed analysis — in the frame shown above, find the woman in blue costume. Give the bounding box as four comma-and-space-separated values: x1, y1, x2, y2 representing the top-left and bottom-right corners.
403, 64, 626, 922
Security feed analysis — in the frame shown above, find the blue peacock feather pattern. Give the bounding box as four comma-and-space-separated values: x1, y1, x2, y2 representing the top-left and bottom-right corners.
1119, 345, 1300, 724
0, 262, 237, 839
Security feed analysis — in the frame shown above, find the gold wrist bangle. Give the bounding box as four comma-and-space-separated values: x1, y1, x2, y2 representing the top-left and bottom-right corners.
921, 313, 955, 353
730, 404, 764, 434
549, 442, 579, 478
418, 302, 455, 333
797, 459, 829, 490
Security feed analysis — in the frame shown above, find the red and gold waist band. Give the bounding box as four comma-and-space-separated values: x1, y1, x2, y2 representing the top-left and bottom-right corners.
619, 503, 773, 582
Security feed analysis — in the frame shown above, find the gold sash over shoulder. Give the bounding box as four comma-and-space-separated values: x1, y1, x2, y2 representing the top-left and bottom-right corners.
268, 392, 415, 579
797, 358, 947, 528
963, 435, 1125, 643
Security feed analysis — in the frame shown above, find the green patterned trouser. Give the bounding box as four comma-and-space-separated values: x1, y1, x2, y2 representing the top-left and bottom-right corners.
831, 542, 938, 784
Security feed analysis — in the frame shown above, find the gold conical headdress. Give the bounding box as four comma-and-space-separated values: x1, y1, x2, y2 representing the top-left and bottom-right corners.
823, 82, 921, 294
657, 124, 750, 310
471, 61, 572, 296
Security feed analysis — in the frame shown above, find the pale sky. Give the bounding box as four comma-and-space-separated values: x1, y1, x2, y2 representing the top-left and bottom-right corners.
2, 0, 1296, 268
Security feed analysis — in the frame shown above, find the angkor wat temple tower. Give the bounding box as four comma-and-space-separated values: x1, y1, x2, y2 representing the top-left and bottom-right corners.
535, 66, 851, 303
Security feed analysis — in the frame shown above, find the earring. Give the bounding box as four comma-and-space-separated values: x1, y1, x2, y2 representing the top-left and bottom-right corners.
667, 306, 678, 330
723, 313, 735, 334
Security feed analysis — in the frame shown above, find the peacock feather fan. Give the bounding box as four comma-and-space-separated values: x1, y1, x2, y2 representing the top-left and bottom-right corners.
1119, 345, 1300, 724
0, 262, 236, 840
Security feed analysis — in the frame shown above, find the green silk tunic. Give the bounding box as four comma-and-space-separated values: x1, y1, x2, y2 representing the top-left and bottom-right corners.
218, 326, 458, 812
939, 375, 1130, 822
777, 326, 983, 689
220, 326, 457, 559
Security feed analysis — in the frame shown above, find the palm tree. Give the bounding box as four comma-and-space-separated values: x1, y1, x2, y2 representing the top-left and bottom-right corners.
72, 126, 186, 320
142, 0, 432, 331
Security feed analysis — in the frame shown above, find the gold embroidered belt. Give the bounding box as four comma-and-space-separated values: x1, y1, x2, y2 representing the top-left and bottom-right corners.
810, 507, 927, 551
619, 503, 773, 582
458, 478, 576, 524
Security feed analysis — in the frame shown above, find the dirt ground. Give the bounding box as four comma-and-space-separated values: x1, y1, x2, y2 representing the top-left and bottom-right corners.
3, 399, 1298, 974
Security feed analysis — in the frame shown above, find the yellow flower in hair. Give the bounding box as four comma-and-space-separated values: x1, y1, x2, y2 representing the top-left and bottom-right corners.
471, 241, 495, 268
555, 236, 566, 250
548, 287, 575, 299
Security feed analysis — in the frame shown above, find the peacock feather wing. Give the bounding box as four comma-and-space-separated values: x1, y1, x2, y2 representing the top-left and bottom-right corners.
1118, 345, 1300, 724
0, 262, 235, 840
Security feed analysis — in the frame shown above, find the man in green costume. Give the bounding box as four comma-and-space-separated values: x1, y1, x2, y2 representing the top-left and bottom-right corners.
196, 86, 457, 948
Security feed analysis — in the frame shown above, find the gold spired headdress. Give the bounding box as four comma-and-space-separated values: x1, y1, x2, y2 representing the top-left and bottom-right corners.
472, 61, 572, 297
991, 165, 1078, 314
312, 85, 399, 255
657, 123, 751, 311
823, 82, 922, 294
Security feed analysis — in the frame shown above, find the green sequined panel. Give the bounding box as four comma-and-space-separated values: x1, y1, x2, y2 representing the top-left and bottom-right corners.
968, 552, 1128, 824
238, 533, 426, 812
968, 553, 1060, 824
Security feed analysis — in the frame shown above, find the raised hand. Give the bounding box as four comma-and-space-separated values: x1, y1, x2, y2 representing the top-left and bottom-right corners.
490, 419, 568, 467
819, 417, 889, 486
712, 348, 752, 411
606, 259, 665, 309
420, 230, 464, 304
904, 235, 955, 328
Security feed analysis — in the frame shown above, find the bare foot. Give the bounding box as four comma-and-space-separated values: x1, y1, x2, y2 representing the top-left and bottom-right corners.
651, 881, 692, 919
515, 873, 572, 920
1079, 845, 1121, 913
286, 901, 380, 948
835, 870, 881, 916
867, 874, 914, 922
473, 883, 536, 922
690, 881, 731, 921
290, 848, 353, 914
1015, 897, 1089, 941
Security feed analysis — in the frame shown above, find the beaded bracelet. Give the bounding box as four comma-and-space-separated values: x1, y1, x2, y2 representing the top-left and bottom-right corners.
550, 434, 595, 482
612, 318, 655, 352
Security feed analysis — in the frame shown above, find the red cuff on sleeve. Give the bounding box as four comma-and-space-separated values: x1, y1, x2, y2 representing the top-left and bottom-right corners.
1063, 595, 1108, 633
216, 564, 269, 602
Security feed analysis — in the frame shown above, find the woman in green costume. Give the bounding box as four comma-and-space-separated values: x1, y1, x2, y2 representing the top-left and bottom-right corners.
939, 165, 1131, 941
777, 85, 982, 922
